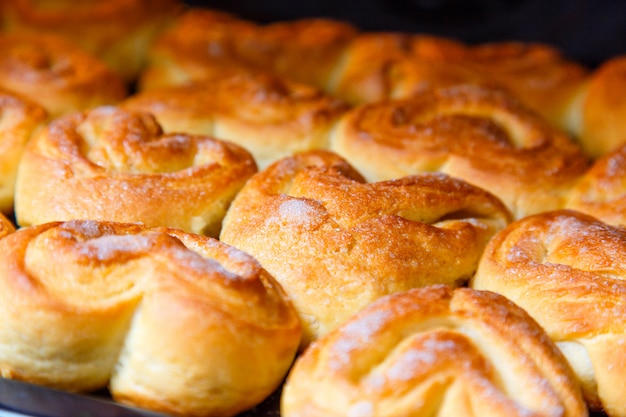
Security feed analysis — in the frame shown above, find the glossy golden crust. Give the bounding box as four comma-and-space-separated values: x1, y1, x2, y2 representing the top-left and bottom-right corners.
566, 144, 626, 226
330, 85, 590, 219
123, 73, 350, 169
14, 106, 257, 236
282, 285, 587, 417
573, 56, 626, 158
0, 219, 301, 416
0, 33, 127, 118
455, 42, 589, 128
220, 150, 512, 346
1, 0, 183, 82
331, 32, 485, 104
139, 8, 358, 91
471, 210, 626, 416
0, 89, 47, 214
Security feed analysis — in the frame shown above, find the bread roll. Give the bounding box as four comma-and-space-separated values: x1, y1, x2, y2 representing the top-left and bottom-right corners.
138, 8, 259, 91
138, 8, 358, 92
220, 150, 512, 346
14, 106, 257, 236
123, 72, 349, 169
471, 209, 626, 416
455, 41, 588, 129
282, 285, 587, 417
0, 219, 301, 417
0, 89, 47, 214
0, 33, 127, 118
330, 84, 590, 219
330, 32, 485, 104
0, 0, 183, 82
566, 143, 626, 226
565, 56, 626, 158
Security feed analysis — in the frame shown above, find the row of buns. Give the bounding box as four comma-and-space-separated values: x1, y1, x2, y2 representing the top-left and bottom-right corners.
1, 2, 626, 417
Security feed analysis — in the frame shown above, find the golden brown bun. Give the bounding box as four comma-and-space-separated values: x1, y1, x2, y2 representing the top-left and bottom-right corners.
0, 33, 127, 118
220, 150, 512, 347
330, 32, 487, 104
0, 0, 183, 82
282, 285, 587, 417
567, 56, 626, 158
330, 85, 590, 219
14, 106, 257, 236
138, 8, 358, 91
454, 41, 589, 128
0, 219, 301, 417
0, 89, 47, 214
123, 72, 350, 169
471, 209, 626, 416
0, 212, 15, 238
566, 144, 626, 226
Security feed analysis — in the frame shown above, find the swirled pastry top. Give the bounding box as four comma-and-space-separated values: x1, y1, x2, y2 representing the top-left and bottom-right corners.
123, 72, 350, 169
452, 41, 589, 128
330, 32, 488, 105
566, 143, 626, 227
0, 219, 301, 416
220, 150, 512, 346
1, 0, 183, 81
0, 88, 47, 214
471, 209, 626, 415
14, 106, 257, 235
281, 285, 587, 417
139, 8, 358, 91
0, 33, 127, 117
330, 85, 590, 219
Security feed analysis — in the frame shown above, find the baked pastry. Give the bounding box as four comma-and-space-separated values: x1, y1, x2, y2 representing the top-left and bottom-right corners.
0, 0, 183, 82
330, 84, 590, 219
0, 212, 15, 238
14, 106, 257, 237
281, 285, 587, 417
138, 8, 358, 92
565, 56, 626, 158
453, 41, 589, 129
123, 72, 349, 169
471, 209, 626, 416
329, 32, 485, 105
0, 33, 127, 118
0, 88, 47, 214
565, 143, 626, 226
220, 150, 512, 346
0, 219, 301, 417
137, 8, 258, 91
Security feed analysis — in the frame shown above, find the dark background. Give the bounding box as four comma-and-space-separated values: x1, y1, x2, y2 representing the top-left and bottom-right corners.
184, 0, 626, 69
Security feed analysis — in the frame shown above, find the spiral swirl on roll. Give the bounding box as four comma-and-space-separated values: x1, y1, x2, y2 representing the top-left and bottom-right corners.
14, 106, 257, 236
453, 42, 589, 129
0, 88, 47, 214
471, 209, 626, 416
330, 85, 590, 219
0, 219, 301, 417
281, 285, 587, 417
566, 144, 626, 227
220, 150, 512, 346
330, 32, 486, 105
1, 0, 182, 82
138, 8, 358, 92
123, 72, 350, 169
0, 33, 127, 118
